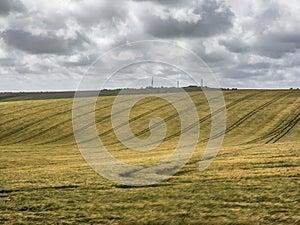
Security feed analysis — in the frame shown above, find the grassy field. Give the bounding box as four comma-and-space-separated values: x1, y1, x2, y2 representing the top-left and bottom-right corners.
0, 90, 299, 224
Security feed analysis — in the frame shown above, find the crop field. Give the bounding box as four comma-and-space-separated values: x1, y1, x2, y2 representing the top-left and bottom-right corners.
0, 89, 299, 224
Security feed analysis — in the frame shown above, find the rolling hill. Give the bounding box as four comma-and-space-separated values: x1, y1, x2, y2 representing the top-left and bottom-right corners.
0, 89, 299, 224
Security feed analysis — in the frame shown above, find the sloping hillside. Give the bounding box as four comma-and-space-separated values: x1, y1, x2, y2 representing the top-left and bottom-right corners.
0, 90, 299, 224
0, 90, 299, 146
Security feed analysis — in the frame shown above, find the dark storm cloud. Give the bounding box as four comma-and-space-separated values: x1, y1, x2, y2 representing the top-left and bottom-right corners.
1, 29, 90, 55
142, 0, 234, 38
0, 0, 26, 16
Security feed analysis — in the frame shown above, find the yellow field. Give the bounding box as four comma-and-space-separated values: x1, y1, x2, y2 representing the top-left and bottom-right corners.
0, 90, 299, 224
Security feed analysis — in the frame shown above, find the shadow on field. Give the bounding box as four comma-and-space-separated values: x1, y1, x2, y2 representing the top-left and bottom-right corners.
0, 185, 80, 195
116, 182, 174, 189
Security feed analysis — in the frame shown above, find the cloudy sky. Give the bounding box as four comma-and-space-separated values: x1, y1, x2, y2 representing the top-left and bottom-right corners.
0, 0, 300, 91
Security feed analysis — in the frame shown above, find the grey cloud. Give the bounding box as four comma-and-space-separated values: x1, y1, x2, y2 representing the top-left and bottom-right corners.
255, 2, 281, 32
253, 31, 300, 59
288, 51, 300, 67
201, 50, 232, 67
143, 0, 234, 38
219, 1, 300, 59
187, 40, 233, 67
0, 58, 15, 67
229, 70, 258, 80
0, 0, 299, 91
236, 62, 271, 70
14, 65, 36, 74
61, 54, 98, 67
132, 0, 184, 6
272, 30, 300, 45
220, 66, 261, 80
71, 1, 128, 26
235, 1, 300, 59
0, 0, 26, 16
219, 38, 249, 53
1, 29, 90, 55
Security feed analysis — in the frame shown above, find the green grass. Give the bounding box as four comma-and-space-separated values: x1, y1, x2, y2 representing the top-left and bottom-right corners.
0, 90, 299, 224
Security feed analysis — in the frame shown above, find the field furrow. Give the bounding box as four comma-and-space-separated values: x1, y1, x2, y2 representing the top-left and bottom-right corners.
199, 91, 292, 143
0, 96, 136, 144
266, 112, 300, 143
38, 95, 172, 145
245, 109, 300, 145
105, 91, 260, 147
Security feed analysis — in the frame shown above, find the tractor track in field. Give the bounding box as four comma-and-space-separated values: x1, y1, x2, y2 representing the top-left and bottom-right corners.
0, 98, 115, 142
0, 102, 34, 112
3, 90, 273, 146
77, 93, 205, 145
5, 91, 236, 146
107, 91, 288, 147
198, 91, 292, 143
266, 111, 300, 143
40, 94, 182, 144
52, 91, 221, 146
97, 93, 202, 137
41, 92, 236, 146
3, 95, 147, 144
1, 100, 70, 119
152, 91, 261, 145
244, 109, 300, 145
0, 106, 77, 142
0, 101, 73, 128
99, 91, 260, 147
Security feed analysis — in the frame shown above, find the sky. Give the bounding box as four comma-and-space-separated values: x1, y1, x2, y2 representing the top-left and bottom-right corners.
0, 0, 300, 91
